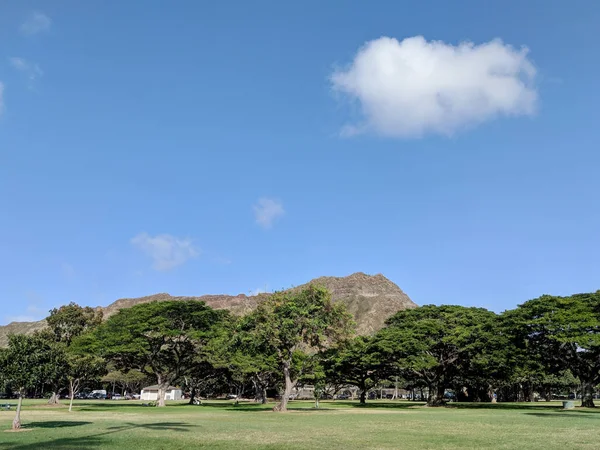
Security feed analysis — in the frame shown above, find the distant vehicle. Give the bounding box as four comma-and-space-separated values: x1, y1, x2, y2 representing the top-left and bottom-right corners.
88, 393, 106, 400
226, 394, 238, 400
336, 394, 350, 400
112, 394, 123, 400
132, 394, 141, 400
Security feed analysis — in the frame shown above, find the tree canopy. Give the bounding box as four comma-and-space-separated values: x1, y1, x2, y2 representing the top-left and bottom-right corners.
376, 305, 499, 406
504, 292, 600, 407
84, 300, 229, 406
47, 302, 103, 345
239, 285, 354, 411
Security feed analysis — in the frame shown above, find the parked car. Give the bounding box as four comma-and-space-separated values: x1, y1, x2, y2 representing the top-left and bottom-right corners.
226, 394, 238, 400
112, 394, 123, 400
88, 393, 106, 400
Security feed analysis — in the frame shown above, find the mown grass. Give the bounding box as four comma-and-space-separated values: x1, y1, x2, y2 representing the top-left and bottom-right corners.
0, 399, 599, 449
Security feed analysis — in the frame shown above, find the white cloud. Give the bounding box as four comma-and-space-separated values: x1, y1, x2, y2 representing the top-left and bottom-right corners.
131, 232, 199, 271
331, 36, 537, 138
20, 12, 52, 35
253, 198, 285, 229
9, 57, 43, 87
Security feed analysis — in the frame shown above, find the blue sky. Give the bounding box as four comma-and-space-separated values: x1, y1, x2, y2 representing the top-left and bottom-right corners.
1, 1, 599, 324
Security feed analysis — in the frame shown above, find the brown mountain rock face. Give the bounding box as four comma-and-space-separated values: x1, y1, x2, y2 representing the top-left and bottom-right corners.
0, 273, 416, 346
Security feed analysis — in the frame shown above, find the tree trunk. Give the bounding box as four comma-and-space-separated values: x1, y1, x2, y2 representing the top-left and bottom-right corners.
188, 387, 196, 405
156, 377, 168, 407
273, 361, 294, 412
48, 391, 60, 405
12, 395, 23, 430
581, 381, 595, 408
69, 380, 74, 413
427, 383, 445, 407
68, 379, 79, 413
262, 387, 268, 404
359, 390, 367, 404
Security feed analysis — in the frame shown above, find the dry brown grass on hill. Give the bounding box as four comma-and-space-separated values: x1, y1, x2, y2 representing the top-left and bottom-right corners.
0, 272, 417, 346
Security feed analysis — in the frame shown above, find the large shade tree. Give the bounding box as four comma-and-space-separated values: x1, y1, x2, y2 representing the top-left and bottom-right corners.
84, 300, 228, 407
505, 292, 600, 407
375, 305, 499, 406
240, 285, 354, 412
323, 335, 392, 404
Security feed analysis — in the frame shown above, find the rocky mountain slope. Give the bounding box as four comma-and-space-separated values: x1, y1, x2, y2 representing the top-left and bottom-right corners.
0, 272, 416, 346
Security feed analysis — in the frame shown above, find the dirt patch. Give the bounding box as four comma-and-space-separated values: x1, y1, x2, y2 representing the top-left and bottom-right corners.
4, 428, 34, 433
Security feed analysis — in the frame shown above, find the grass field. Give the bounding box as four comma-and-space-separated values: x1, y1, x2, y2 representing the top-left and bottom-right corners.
1, 399, 599, 449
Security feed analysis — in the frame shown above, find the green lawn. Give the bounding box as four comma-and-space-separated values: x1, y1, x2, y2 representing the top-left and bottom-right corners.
1, 399, 598, 449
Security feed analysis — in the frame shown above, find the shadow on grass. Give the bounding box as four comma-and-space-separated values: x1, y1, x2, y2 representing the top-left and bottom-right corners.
191, 403, 337, 413
106, 422, 193, 432
0, 436, 103, 449
524, 411, 600, 418
445, 402, 600, 412
24, 421, 92, 429
347, 402, 426, 409
0, 421, 193, 449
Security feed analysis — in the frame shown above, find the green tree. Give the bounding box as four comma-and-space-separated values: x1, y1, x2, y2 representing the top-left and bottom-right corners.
101, 370, 150, 397
46, 302, 103, 345
506, 292, 600, 407
65, 353, 106, 411
323, 336, 392, 404
451, 314, 514, 402
376, 305, 498, 406
85, 301, 228, 407
0, 334, 63, 429
44, 303, 104, 405
218, 319, 280, 404
38, 333, 69, 405
240, 285, 354, 412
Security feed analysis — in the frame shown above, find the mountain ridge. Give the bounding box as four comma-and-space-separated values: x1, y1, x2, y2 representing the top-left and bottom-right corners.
0, 272, 417, 346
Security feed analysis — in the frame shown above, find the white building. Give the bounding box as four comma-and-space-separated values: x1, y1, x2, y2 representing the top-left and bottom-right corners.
140, 385, 183, 401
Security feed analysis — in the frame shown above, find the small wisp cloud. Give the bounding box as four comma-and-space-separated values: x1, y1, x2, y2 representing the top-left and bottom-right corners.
131, 232, 199, 271
20, 12, 52, 36
254, 198, 285, 229
331, 36, 537, 138
10, 57, 43, 88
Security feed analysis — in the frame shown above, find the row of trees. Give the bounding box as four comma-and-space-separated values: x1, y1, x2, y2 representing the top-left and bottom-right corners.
2, 287, 600, 431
